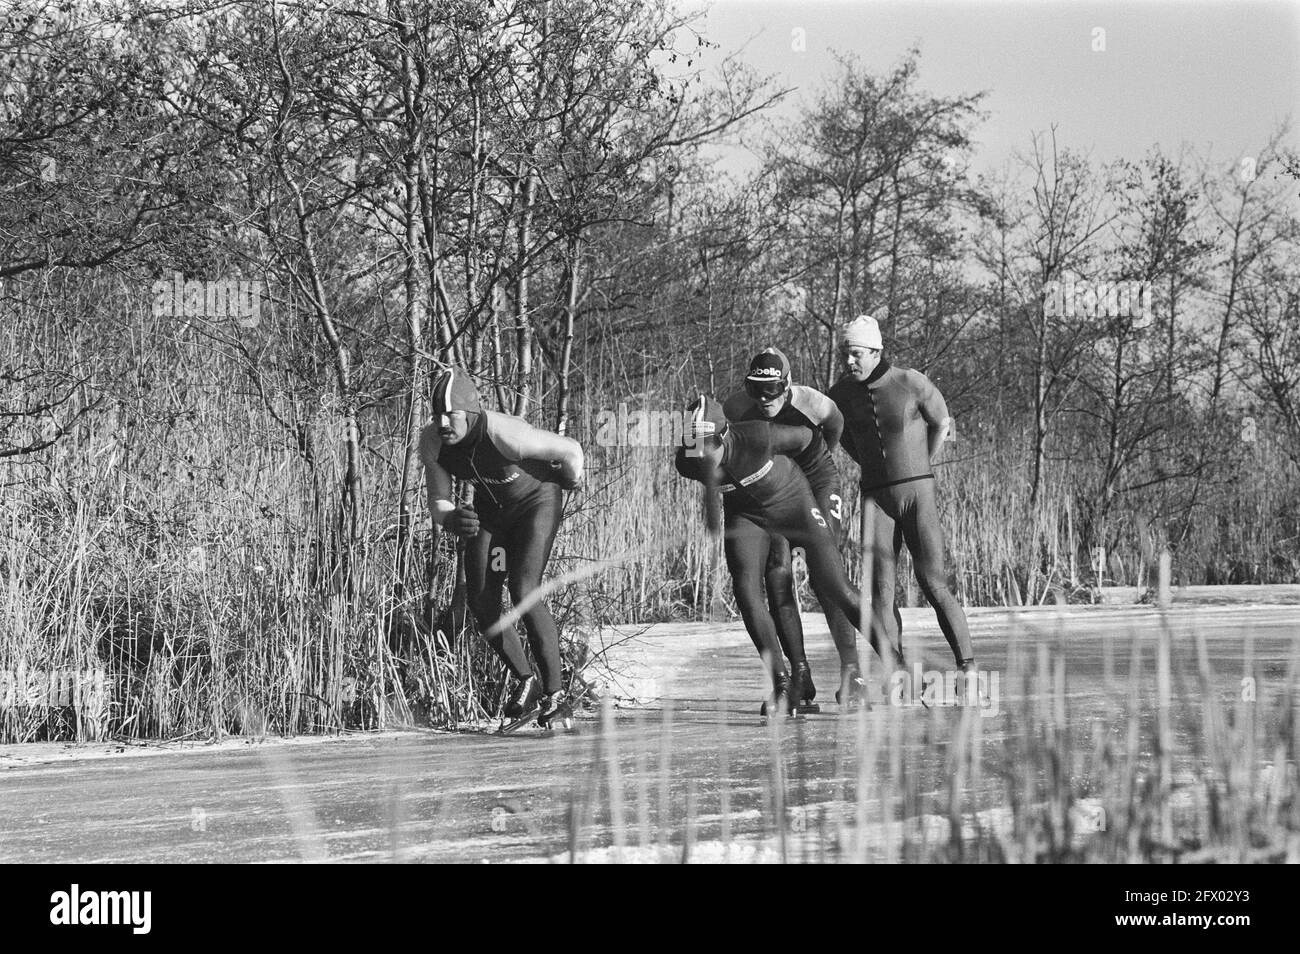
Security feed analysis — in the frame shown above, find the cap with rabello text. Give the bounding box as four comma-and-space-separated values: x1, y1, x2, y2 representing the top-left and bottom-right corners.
745, 347, 791, 384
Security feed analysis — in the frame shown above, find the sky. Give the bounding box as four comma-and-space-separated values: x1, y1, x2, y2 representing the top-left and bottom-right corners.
682, 0, 1300, 177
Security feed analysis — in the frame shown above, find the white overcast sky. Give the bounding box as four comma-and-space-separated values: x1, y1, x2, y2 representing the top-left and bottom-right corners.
682, 0, 1300, 176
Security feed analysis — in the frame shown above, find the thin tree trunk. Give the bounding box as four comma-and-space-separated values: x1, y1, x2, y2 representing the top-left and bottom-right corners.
490, 285, 509, 411
395, 39, 428, 605
513, 168, 535, 416
824, 202, 847, 385
555, 234, 581, 435
884, 176, 904, 339
1210, 205, 1246, 408
1030, 303, 1049, 510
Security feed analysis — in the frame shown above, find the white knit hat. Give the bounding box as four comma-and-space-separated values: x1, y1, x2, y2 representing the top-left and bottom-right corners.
843, 315, 883, 350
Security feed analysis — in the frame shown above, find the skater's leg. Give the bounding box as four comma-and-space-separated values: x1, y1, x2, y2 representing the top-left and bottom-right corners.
764, 534, 807, 666
899, 482, 974, 665
812, 484, 859, 669
766, 534, 818, 705
889, 515, 905, 647
724, 516, 786, 683
796, 514, 903, 670
868, 499, 906, 668
503, 487, 565, 693
465, 523, 534, 680
774, 489, 898, 670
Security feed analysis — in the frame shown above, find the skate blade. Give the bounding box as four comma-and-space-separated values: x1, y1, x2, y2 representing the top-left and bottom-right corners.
498, 707, 543, 735
793, 703, 821, 715
534, 716, 578, 733
501, 688, 592, 735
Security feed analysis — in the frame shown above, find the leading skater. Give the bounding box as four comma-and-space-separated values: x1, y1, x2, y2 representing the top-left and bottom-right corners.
419, 368, 585, 727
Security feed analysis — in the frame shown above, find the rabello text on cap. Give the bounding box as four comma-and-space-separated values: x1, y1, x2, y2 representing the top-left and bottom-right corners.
745, 347, 791, 383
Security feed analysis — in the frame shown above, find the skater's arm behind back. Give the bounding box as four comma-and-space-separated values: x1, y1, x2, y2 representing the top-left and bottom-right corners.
912, 371, 952, 463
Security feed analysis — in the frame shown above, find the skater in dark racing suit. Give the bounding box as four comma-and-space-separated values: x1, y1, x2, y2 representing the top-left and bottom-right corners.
829, 315, 975, 671
420, 368, 584, 727
723, 347, 867, 707
675, 395, 905, 715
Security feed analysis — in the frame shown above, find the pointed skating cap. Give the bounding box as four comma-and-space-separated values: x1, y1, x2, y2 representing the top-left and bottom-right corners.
432, 367, 482, 416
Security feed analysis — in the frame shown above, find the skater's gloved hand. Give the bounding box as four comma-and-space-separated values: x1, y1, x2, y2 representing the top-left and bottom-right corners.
444, 505, 480, 538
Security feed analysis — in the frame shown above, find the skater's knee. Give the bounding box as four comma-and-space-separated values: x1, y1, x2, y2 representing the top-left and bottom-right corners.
518, 601, 558, 638
766, 575, 797, 615
766, 560, 794, 591
506, 571, 544, 605
916, 567, 955, 603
